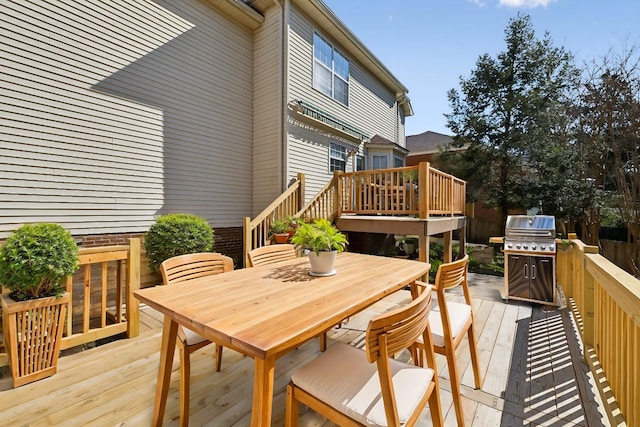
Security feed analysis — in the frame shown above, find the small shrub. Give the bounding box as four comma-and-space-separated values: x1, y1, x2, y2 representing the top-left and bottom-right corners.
0, 223, 79, 300
144, 213, 214, 272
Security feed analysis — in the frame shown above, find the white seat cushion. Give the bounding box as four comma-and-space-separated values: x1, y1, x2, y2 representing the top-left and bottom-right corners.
426, 301, 471, 348
290, 342, 434, 427
181, 326, 209, 346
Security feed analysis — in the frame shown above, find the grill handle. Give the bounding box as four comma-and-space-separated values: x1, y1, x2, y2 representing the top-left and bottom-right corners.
524, 263, 528, 279
532, 264, 536, 280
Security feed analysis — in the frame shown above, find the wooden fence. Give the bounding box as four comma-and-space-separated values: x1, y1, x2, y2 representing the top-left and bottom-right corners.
557, 234, 639, 426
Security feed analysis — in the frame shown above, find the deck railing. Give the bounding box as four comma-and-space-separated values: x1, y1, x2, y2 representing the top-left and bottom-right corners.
298, 173, 339, 223
0, 238, 140, 367
243, 173, 305, 266
61, 238, 140, 350
557, 234, 639, 426
242, 163, 466, 265
338, 163, 466, 217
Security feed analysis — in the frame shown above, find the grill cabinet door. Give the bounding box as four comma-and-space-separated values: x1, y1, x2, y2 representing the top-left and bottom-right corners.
529, 256, 554, 302
507, 254, 530, 299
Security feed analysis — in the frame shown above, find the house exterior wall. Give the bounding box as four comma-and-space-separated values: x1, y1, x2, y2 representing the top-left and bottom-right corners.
0, 0, 254, 239
286, 5, 403, 198
252, 5, 284, 215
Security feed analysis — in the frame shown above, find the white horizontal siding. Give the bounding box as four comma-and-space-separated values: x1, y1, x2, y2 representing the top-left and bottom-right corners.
0, 0, 254, 238
252, 6, 283, 214
287, 6, 398, 143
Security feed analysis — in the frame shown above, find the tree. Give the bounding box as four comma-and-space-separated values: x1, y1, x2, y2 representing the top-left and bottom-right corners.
574, 44, 640, 273
443, 14, 580, 226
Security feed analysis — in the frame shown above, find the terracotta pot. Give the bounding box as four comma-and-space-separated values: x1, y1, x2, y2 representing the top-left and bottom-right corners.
273, 233, 290, 244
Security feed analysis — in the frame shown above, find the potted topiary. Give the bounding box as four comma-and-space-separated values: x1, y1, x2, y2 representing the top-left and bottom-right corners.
144, 213, 214, 273
269, 218, 292, 244
0, 223, 79, 387
290, 218, 348, 276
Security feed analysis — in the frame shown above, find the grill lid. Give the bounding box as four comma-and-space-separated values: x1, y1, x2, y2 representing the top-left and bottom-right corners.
505, 215, 555, 239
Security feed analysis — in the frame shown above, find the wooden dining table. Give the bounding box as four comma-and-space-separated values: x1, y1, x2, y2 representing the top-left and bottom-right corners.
134, 251, 431, 426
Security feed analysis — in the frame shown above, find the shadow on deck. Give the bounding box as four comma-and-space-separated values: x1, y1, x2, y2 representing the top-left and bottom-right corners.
0, 273, 609, 426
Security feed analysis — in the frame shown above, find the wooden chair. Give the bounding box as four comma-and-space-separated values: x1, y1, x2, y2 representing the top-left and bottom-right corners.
286, 284, 443, 427
247, 243, 297, 267
159, 252, 234, 426
413, 255, 482, 427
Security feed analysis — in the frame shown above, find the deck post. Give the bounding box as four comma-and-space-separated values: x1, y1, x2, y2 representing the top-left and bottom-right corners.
443, 231, 453, 263
418, 162, 429, 219
243, 216, 251, 268
126, 238, 140, 338
334, 171, 342, 219
581, 244, 599, 350
297, 173, 305, 211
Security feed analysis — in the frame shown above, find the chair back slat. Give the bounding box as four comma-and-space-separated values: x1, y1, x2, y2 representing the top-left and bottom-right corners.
434, 255, 468, 291
247, 244, 296, 267
366, 284, 433, 363
160, 253, 234, 286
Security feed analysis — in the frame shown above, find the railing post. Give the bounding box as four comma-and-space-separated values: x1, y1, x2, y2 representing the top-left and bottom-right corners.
243, 216, 251, 268
581, 243, 599, 351
418, 162, 429, 219
334, 171, 342, 219
297, 173, 305, 211
126, 238, 140, 338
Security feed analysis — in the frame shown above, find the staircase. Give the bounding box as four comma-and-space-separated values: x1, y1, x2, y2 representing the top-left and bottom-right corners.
243, 162, 467, 266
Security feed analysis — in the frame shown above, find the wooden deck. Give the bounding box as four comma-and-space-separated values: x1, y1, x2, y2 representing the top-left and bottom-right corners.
0, 273, 609, 426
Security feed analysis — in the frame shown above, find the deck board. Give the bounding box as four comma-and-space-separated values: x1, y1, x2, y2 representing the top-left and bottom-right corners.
0, 273, 609, 426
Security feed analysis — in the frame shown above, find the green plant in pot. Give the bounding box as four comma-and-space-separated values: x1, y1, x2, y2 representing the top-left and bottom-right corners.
144, 213, 214, 273
290, 219, 347, 276
270, 218, 292, 244
0, 223, 79, 387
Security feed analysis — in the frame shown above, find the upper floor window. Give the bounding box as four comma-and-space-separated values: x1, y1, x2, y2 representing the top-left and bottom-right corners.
372, 155, 388, 170
329, 142, 347, 172
313, 33, 349, 106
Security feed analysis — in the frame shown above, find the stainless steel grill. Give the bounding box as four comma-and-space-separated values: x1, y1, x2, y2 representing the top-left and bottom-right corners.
503, 215, 557, 305
503, 215, 556, 254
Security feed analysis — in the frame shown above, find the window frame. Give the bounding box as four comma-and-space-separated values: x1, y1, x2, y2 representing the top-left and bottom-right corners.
372, 155, 388, 170
329, 141, 348, 173
394, 156, 404, 168
313, 32, 350, 106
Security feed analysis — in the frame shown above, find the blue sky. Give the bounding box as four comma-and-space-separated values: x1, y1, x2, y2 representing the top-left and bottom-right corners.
322, 0, 640, 137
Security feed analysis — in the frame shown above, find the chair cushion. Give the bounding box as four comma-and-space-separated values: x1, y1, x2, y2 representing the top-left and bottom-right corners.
427, 301, 471, 348
290, 342, 434, 426
181, 326, 209, 346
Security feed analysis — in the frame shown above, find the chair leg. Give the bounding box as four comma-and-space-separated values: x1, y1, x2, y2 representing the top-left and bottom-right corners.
178, 344, 190, 427
468, 325, 482, 389
215, 344, 223, 372
285, 383, 299, 427
446, 347, 465, 427
428, 383, 443, 426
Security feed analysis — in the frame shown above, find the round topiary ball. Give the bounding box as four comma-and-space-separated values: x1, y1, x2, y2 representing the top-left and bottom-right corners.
0, 223, 79, 300
144, 213, 214, 272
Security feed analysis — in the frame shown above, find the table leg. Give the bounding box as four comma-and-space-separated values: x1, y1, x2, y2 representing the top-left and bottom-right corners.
251, 355, 276, 426
152, 316, 178, 426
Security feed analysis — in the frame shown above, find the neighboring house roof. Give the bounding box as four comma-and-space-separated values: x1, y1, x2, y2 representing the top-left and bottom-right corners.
366, 134, 409, 155
406, 130, 454, 155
